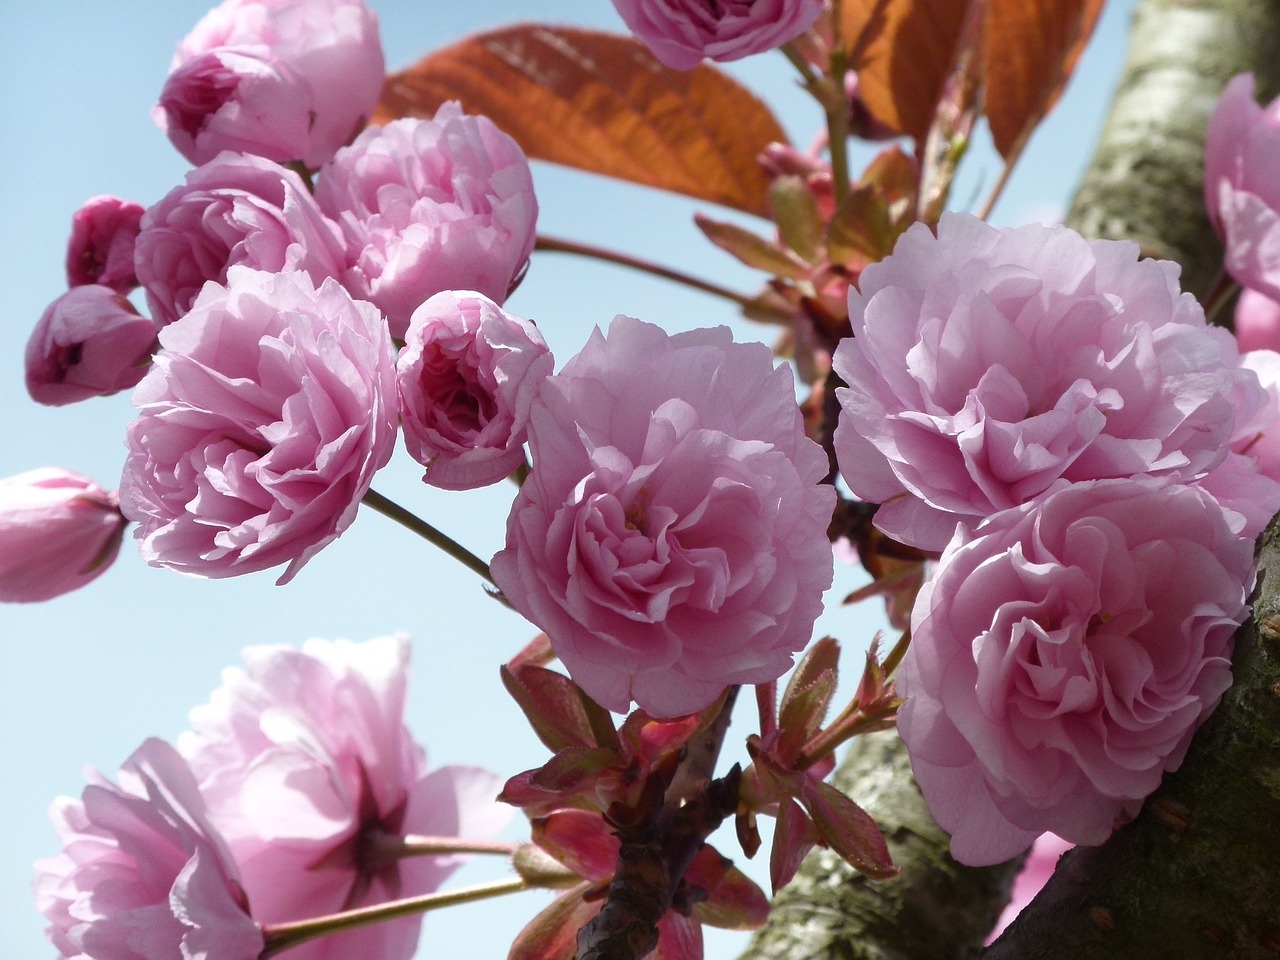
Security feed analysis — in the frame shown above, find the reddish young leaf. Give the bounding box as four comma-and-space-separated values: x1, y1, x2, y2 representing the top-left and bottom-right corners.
376, 25, 788, 216
770, 175, 824, 263
694, 214, 812, 280
654, 912, 704, 960
501, 664, 619, 754
826, 184, 895, 269
801, 779, 898, 880
508, 882, 600, 960
770, 796, 822, 893
841, 0, 975, 142
529, 746, 619, 793
681, 847, 770, 929
507, 632, 555, 670
777, 637, 840, 757
531, 810, 620, 882
983, 0, 1105, 157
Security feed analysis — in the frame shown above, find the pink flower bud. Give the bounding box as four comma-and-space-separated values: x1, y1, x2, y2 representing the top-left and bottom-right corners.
611, 0, 824, 71
0, 468, 127, 603
1204, 74, 1280, 301
65, 195, 145, 292
157, 0, 385, 169
397, 291, 553, 490
25, 286, 158, 406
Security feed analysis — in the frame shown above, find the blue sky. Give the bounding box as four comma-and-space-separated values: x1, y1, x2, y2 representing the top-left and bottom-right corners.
0, 2, 1139, 957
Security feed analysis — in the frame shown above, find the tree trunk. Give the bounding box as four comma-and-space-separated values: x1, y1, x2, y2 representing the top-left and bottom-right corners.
741, 2, 1280, 958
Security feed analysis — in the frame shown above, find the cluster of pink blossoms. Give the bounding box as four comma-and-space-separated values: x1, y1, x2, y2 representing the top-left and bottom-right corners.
834, 212, 1273, 864
35, 636, 508, 960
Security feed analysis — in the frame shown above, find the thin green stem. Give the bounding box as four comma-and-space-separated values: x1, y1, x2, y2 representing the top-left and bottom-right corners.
535, 234, 753, 308
361, 488, 494, 586
260, 876, 529, 958
1200, 268, 1239, 327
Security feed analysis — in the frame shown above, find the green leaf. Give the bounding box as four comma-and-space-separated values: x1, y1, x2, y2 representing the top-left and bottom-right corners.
695, 214, 811, 280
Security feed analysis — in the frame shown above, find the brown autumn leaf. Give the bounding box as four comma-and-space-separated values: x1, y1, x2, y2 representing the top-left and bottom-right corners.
376, 25, 788, 217
984, 0, 1106, 157
841, 0, 975, 143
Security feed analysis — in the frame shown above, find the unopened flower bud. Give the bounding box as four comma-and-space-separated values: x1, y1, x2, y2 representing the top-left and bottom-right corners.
25, 286, 158, 406
0, 468, 127, 603
65, 195, 145, 293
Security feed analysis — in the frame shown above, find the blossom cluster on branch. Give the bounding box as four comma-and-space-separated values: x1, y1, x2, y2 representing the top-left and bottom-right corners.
9, 0, 1280, 958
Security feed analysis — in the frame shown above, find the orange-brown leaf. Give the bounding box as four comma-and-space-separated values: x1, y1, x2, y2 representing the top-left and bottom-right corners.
376, 25, 788, 216
841, 0, 975, 143
983, 0, 1106, 157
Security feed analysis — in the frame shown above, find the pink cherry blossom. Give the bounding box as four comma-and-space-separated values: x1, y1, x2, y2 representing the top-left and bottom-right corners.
134, 151, 348, 326
34, 738, 262, 960
1194, 348, 1280, 534
897, 478, 1252, 866
833, 213, 1242, 551
491, 315, 835, 717
315, 105, 538, 339
0, 467, 126, 603
396, 291, 553, 490
25, 286, 158, 406
1204, 73, 1280, 301
986, 833, 1073, 943
157, 0, 385, 169
65, 195, 145, 292
180, 635, 510, 960
610, 0, 823, 71
120, 268, 396, 584
1234, 287, 1280, 352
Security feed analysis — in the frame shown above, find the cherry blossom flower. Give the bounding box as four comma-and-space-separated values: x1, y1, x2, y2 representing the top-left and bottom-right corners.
134, 152, 348, 326
156, 0, 385, 169
1204, 73, 1280, 301
315, 105, 538, 339
610, 0, 824, 71
0, 467, 127, 603
897, 478, 1252, 866
833, 213, 1243, 551
34, 738, 262, 960
491, 315, 834, 717
120, 269, 396, 584
180, 635, 509, 960
397, 291, 553, 490
1234, 287, 1280, 352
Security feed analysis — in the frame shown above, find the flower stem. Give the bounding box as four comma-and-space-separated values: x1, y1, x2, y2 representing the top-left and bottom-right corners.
259, 877, 529, 958
361, 488, 494, 586
1200, 268, 1239, 327
535, 234, 754, 308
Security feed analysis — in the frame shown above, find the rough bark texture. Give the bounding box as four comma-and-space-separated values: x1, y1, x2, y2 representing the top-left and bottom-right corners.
739, 731, 1022, 960
1067, 0, 1280, 301
740, 2, 1280, 958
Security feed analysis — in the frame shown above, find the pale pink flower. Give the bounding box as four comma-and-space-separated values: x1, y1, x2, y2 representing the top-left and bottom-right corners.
134, 151, 348, 326
120, 269, 396, 584
397, 291, 553, 490
898, 478, 1251, 866
180, 636, 510, 960
157, 0, 385, 169
315, 105, 538, 339
26, 286, 158, 406
1195, 348, 1280, 534
1234, 287, 1280, 352
834, 213, 1242, 551
0, 468, 126, 603
611, 0, 823, 71
1205, 73, 1280, 301
34, 738, 262, 960
985, 833, 1073, 943
491, 315, 835, 717
65, 195, 145, 293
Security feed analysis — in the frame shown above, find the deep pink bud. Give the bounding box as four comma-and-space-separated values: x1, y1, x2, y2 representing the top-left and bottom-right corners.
610, 0, 823, 70
0, 468, 127, 603
26, 286, 158, 406
65, 195, 145, 292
